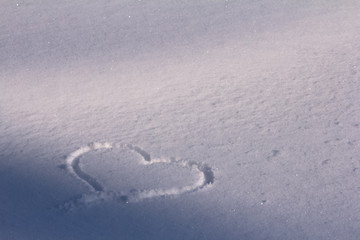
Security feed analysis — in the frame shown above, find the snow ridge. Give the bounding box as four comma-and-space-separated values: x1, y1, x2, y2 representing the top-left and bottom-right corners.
60, 142, 214, 211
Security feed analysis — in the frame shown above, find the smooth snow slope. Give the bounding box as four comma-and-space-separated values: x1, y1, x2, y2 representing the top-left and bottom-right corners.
1, 0, 360, 239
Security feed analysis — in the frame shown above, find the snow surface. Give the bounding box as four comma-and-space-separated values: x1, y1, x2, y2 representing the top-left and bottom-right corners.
1, 0, 360, 239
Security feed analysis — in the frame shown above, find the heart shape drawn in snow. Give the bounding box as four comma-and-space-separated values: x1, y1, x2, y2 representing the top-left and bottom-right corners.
60, 142, 214, 211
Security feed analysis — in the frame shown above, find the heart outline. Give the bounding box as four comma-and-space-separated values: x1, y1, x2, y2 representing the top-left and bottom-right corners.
61, 142, 214, 210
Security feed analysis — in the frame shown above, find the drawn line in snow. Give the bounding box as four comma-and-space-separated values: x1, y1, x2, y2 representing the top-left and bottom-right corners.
126, 144, 151, 162
71, 156, 104, 192
59, 142, 214, 211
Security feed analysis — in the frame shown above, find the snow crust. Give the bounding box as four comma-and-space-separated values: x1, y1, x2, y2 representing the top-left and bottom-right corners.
1, 0, 360, 239
61, 142, 213, 210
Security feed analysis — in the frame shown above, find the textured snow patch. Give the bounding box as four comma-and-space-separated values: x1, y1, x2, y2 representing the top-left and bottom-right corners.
60, 142, 214, 211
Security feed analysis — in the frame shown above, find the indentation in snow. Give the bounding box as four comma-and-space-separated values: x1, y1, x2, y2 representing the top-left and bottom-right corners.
59, 142, 214, 211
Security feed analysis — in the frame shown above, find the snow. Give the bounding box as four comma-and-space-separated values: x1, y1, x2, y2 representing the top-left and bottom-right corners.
61, 142, 212, 210
1, 0, 360, 239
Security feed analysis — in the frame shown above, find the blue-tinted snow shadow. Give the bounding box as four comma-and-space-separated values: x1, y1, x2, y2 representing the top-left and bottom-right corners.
0, 152, 303, 240
0, 0, 329, 73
